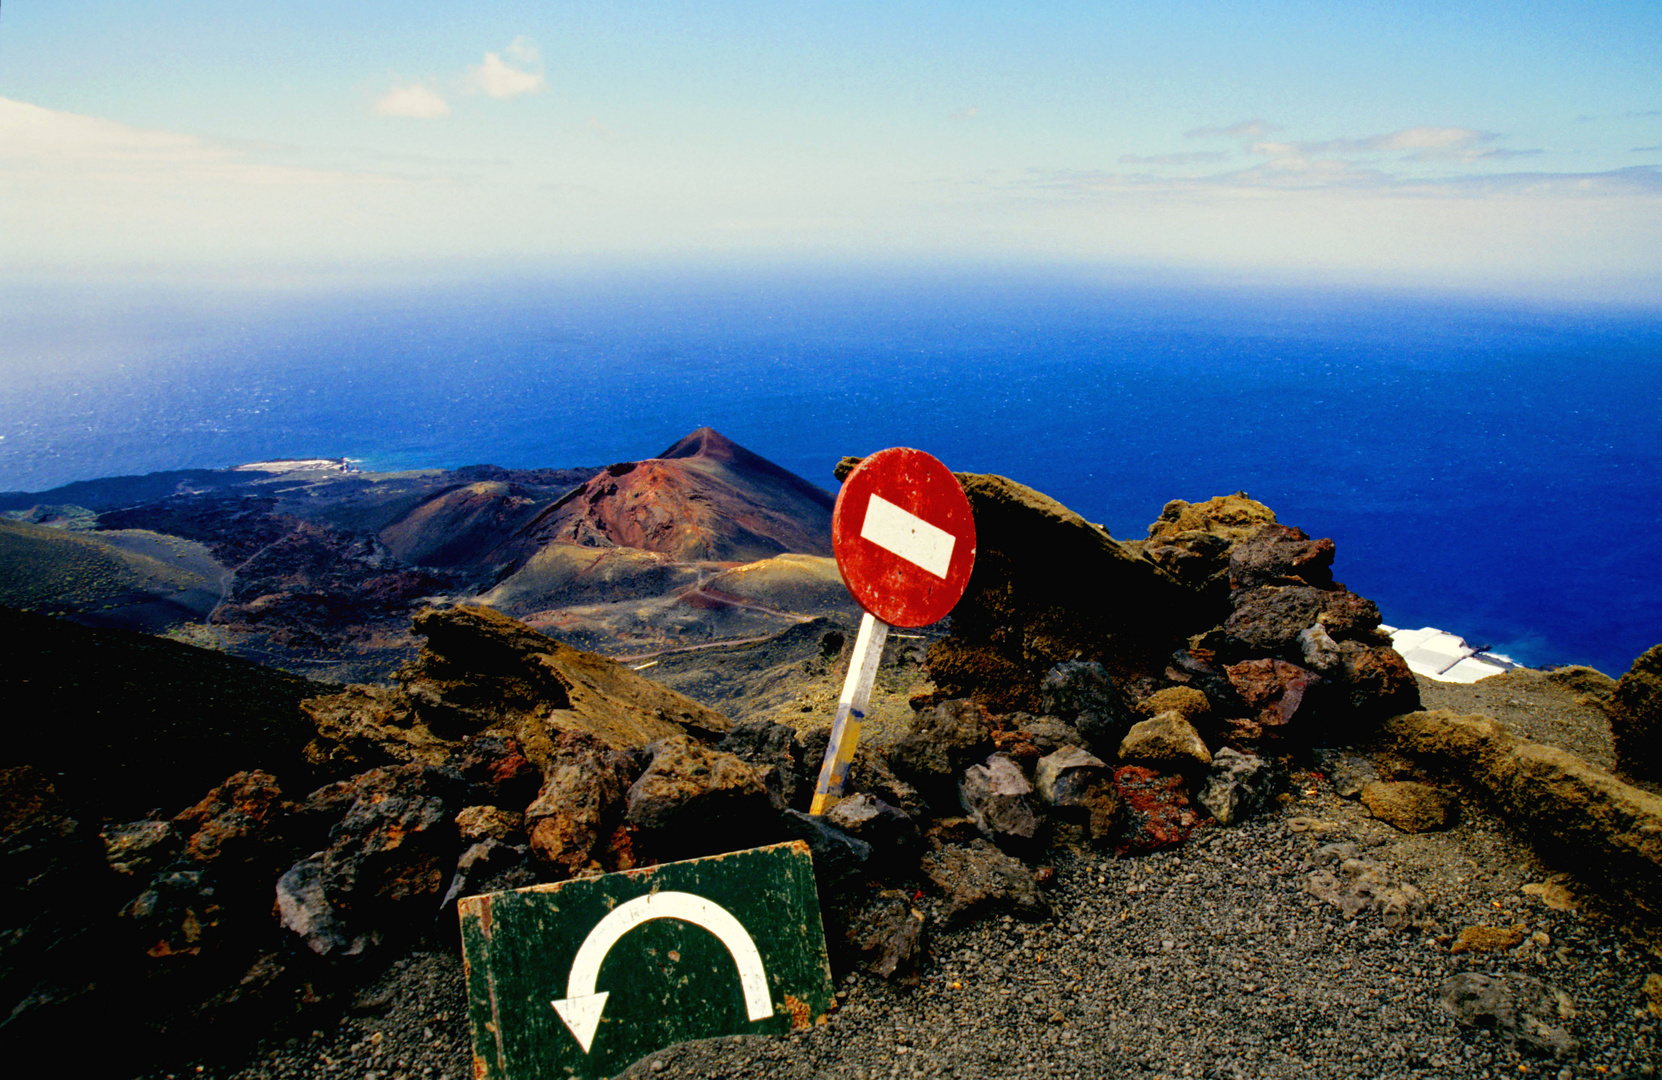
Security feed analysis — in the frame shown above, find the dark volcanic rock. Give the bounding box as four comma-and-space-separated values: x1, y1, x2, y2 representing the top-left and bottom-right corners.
1227, 524, 1336, 590
717, 721, 806, 811
919, 839, 1051, 927
843, 889, 927, 986
779, 809, 872, 893
889, 698, 995, 810
277, 764, 464, 957
824, 793, 921, 871
1039, 660, 1139, 755
1607, 643, 1662, 781
625, 736, 776, 860
924, 473, 1200, 713
1333, 640, 1419, 727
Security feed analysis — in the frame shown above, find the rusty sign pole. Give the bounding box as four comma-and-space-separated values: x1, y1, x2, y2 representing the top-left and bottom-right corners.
807, 609, 888, 815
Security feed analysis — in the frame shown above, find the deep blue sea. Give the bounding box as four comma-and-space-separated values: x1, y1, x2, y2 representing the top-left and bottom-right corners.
3, 267, 1659, 677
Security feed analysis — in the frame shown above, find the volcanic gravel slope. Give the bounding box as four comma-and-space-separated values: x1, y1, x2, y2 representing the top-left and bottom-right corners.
143, 753, 1661, 1080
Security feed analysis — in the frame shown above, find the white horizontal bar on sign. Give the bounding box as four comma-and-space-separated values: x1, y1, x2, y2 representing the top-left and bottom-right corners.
861, 493, 955, 579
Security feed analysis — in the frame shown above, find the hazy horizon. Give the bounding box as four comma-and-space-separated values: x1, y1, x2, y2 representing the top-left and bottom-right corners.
2, 2, 1658, 302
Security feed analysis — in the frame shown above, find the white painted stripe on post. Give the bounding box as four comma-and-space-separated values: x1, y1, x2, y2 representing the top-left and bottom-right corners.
860, 493, 956, 579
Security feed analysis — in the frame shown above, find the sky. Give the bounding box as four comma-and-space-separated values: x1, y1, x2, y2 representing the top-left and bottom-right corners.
2, 1, 1660, 301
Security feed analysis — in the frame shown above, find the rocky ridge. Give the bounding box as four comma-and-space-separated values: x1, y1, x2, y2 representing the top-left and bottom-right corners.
4, 458, 1661, 1079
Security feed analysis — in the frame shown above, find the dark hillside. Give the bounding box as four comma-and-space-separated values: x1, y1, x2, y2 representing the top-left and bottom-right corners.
0, 607, 326, 821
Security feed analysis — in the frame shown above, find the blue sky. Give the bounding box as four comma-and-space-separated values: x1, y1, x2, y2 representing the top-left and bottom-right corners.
2, 1, 1659, 300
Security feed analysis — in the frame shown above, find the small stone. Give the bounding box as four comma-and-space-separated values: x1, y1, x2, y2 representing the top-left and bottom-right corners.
1450, 925, 1528, 954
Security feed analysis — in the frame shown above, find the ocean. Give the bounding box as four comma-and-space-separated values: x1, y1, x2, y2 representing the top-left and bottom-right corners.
3, 267, 1659, 677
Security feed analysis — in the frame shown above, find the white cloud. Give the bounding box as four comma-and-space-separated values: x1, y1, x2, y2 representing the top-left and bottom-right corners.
373, 84, 451, 119
468, 43, 546, 100
0, 96, 389, 186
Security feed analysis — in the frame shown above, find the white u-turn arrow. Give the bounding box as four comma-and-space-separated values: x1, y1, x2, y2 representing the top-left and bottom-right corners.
551, 891, 774, 1053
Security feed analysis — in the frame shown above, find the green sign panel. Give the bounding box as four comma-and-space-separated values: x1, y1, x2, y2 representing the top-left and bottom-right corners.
459, 840, 834, 1080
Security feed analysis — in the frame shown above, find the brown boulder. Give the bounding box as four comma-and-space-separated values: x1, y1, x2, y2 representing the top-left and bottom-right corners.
1380, 710, 1662, 920
624, 736, 775, 860
525, 734, 637, 878
1117, 712, 1211, 770
1606, 643, 1662, 781
1225, 658, 1324, 734
172, 771, 293, 875
919, 839, 1051, 927
1227, 524, 1336, 590
1146, 493, 1278, 543
1221, 585, 1381, 661
1359, 780, 1460, 833
923, 473, 1199, 712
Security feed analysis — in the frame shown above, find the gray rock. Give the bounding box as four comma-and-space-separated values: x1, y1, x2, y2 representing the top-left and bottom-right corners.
959, 753, 1040, 848
1439, 972, 1580, 1059
824, 792, 920, 867
1118, 711, 1211, 770
1033, 746, 1121, 845
1033, 746, 1108, 805
1305, 853, 1426, 928
1310, 749, 1377, 798
1297, 623, 1344, 673
276, 854, 358, 957
1196, 748, 1280, 825
919, 839, 1050, 927
1040, 661, 1138, 753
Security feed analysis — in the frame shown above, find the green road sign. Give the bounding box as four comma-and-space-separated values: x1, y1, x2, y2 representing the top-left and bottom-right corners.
459, 840, 834, 1080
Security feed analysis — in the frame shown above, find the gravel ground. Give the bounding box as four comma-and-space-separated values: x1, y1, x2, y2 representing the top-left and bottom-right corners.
138, 670, 1662, 1080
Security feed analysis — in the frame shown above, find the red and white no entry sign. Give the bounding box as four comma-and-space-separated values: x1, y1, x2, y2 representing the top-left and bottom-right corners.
812, 447, 977, 815
832, 447, 977, 629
